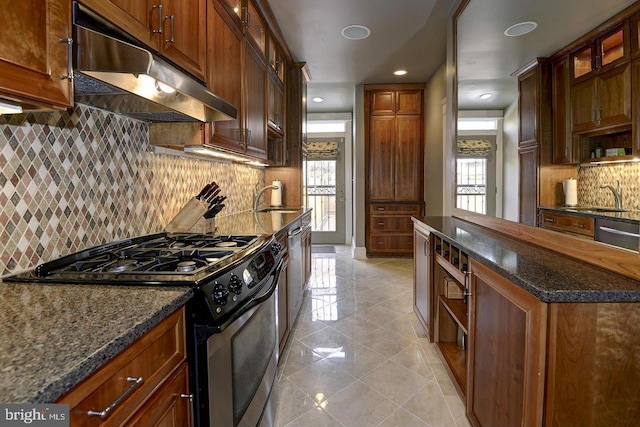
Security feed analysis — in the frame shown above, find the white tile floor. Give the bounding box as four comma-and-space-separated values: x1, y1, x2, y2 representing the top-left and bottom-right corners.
274, 245, 471, 427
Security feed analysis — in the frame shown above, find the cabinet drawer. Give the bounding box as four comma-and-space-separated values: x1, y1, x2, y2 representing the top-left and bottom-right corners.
370, 215, 414, 232
368, 234, 414, 253
58, 308, 186, 426
540, 211, 594, 237
369, 203, 422, 215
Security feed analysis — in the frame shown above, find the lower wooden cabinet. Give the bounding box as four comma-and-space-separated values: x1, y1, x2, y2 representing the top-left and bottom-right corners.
57, 308, 189, 426
539, 210, 595, 238
467, 260, 547, 427
367, 203, 423, 256
413, 225, 432, 340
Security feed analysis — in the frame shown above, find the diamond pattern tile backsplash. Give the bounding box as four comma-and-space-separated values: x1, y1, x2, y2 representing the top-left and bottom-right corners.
578, 162, 640, 209
0, 105, 263, 276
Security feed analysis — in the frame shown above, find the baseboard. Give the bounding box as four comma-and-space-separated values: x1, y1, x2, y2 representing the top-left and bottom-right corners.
351, 238, 367, 259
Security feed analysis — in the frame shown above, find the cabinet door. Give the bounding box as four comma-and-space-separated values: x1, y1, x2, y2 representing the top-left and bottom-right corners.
396, 90, 422, 115
126, 363, 191, 427
370, 91, 395, 115
552, 56, 574, 163
245, 0, 266, 56
518, 144, 538, 226
206, 1, 244, 152
467, 260, 547, 427
571, 78, 597, 133
413, 228, 432, 340
244, 42, 267, 159
268, 73, 284, 134
597, 62, 631, 129
161, 0, 207, 81
368, 116, 395, 200
0, 0, 72, 109
395, 115, 423, 201
80, 0, 157, 47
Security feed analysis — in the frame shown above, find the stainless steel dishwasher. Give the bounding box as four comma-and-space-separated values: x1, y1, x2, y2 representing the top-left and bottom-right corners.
287, 221, 305, 327
595, 217, 640, 251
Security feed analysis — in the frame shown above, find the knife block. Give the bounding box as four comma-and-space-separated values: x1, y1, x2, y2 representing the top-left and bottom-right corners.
165, 198, 208, 232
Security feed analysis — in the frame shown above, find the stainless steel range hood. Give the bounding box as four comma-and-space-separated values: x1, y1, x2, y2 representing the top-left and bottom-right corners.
73, 6, 237, 123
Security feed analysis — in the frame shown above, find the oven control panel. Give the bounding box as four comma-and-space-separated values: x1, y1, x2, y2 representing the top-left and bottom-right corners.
197, 241, 281, 324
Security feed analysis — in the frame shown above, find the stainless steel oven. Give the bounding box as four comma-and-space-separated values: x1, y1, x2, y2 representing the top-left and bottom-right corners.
4, 232, 284, 427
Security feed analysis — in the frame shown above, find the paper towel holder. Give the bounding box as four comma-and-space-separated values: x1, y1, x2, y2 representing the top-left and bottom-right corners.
270, 180, 284, 207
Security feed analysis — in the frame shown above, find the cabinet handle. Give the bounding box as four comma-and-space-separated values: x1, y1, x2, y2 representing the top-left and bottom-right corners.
377, 222, 385, 226
165, 15, 175, 43
180, 394, 195, 427
377, 207, 385, 211
463, 271, 472, 304
599, 226, 640, 238
544, 217, 556, 223
423, 239, 428, 256
591, 108, 595, 123
573, 222, 586, 228
152, 4, 163, 34
87, 377, 144, 419
596, 106, 601, 123
58, 38, 73, 81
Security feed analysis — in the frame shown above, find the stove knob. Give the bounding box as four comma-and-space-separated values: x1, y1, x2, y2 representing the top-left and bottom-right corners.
228, 274, 243, 294
271, 242, 282, 255
212, 283, 229, 305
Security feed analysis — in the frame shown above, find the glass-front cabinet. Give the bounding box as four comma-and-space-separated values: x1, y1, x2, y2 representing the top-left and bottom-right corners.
571, 24, 629, 82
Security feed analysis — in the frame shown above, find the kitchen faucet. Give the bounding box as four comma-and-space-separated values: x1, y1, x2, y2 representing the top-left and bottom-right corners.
253, 183, 279, 212
600, 180, 623, 210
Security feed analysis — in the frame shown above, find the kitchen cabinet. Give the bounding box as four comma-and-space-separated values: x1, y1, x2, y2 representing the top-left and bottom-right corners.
368, 203, 422, 256
571, 62, 631, 134
0, 0, 73, 110
206, 0, 244, 152
244, 41, 268, 160
513, 59, 551, 227
79, 0, 207, 81
570, 23, 629, 83
552, 56, 575, 164
466, 260, 547, 427
268, 72, 285, 135
57, 308, 190, 426
539, 210, 595, 238
365, 84, 425, 256
245, 0, 266, 57
413, 223, 433, 341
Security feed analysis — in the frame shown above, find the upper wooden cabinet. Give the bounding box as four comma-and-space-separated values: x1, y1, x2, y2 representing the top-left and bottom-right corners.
0, 0, 73, 110
79, 0, 207, 81
552, 56, 575, 164
570, 23, 630, 83
245, 0, 266, 57
370, 90, 422, 115
244, 41, 268, 160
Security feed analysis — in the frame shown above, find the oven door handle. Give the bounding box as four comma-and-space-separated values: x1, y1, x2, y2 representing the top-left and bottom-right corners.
249, 259, 284, 305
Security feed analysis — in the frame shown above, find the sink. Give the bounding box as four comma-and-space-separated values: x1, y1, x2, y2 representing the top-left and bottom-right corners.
256, 208, 300, 214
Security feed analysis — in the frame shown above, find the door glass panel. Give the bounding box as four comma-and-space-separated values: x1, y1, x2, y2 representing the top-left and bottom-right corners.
601, 29, 625, 66
456, 158, 487, 214
573, 46, 592, 78
221, 0, 241, 18
307, 160, 336, 232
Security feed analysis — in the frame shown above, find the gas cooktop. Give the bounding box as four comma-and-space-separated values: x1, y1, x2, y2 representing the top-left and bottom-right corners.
4, 233, 268, 285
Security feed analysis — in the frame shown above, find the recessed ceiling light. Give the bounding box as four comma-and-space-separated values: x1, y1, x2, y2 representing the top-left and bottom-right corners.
394, 70, 408, 76
312, 97, 325, 103
341, 25, 370, 40
504, 21, 538, 37
479, 93, 493, 100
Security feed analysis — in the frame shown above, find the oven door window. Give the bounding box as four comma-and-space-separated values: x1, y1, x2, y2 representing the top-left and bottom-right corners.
231, 296, 276, 424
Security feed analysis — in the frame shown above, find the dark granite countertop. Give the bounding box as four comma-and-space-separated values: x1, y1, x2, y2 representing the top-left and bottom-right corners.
413, 216, 640, 303
213, 207, 311, 236
0, 282, 192, 403
539, 205, 640, 224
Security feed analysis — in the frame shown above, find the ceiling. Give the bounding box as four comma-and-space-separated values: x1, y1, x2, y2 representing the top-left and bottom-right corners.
268, 0, 638, 114
268, 0, 453, 113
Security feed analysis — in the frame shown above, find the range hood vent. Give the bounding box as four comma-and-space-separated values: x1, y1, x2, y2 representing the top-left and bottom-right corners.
72, 5, 237, 123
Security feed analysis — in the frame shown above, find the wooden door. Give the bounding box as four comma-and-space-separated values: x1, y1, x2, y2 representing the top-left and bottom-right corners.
244, 42, 267, 159
162, 0, 207, 81
597, 62, 631, 128
126, 364, 191, 426
413, 228, 432, 339
396, 90, 422, 115
552, 56, 574, 164
206, 1, 244, 152
518, 144, 538, 226
395, 115, 423, 201
467, 260, 547, 427
79, 0, 157, 47
0, 0, 72, 109
570, 77, 597, 133
368, 116, 395, 200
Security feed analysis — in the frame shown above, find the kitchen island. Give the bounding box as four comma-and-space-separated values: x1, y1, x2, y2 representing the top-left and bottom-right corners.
413, 216, 640, 427
0, 208, 311, 406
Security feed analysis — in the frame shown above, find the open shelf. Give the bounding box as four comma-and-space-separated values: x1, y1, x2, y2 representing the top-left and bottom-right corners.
437, 342, 467, 394
439, 295, 468, 334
